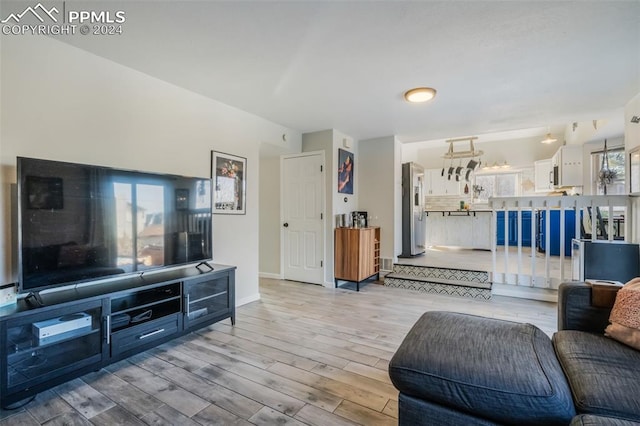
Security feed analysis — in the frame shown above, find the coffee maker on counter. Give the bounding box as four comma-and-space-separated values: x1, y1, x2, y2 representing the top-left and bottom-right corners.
351, 211, 368, 228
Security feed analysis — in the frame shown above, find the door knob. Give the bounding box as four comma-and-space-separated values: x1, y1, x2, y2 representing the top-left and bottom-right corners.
283, 223, 289, 227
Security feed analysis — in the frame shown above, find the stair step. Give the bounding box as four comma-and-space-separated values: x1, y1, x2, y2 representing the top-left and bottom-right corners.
384, 273, 491, 290
384, 275, 492, 300
392, 264, 489, 283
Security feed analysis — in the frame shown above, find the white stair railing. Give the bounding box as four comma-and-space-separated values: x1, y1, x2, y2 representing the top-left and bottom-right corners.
488, 195, 631, 289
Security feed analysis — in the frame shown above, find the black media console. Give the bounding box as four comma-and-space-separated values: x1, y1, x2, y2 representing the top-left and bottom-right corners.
0, 264, 235, 408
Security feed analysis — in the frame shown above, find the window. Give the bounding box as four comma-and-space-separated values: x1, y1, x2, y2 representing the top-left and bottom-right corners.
113, 181, 165, 271
592, 147, 625, 195
474, 173, 520, 203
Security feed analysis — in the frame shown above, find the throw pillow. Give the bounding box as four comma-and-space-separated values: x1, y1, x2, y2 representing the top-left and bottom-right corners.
605, 277, 640, 350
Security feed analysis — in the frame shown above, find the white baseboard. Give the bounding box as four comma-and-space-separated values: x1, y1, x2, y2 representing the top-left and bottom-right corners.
259, 272, 282, 280
236, 293, 261, 307
491, 283, 558, 303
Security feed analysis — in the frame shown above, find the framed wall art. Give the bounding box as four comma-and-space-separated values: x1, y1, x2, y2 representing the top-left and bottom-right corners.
211, 151, 246, 214
337, 148, 354, 194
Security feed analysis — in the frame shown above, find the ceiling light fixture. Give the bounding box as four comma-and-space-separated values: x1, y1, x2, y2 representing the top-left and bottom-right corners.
541, 133, 557, 144
404, 87, 437, 103
442, 137, 483, 159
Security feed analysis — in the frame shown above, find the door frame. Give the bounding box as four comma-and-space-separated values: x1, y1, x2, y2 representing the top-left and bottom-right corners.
280, 151, 327, 285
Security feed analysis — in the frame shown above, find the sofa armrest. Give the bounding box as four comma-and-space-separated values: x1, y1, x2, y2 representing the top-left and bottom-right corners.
557, 282, 612, 333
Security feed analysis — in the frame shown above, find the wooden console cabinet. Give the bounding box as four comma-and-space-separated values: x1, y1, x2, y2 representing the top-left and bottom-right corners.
334, 227, 380, 291
0, 264, 235, 408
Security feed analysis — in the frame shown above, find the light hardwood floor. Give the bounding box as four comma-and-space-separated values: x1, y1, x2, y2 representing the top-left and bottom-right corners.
0, 278, 557, 426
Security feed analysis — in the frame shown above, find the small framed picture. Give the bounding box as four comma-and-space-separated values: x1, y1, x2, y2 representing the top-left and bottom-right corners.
630, 147, 640, 195
211, 151, 246, 214
338, 149, 354, 194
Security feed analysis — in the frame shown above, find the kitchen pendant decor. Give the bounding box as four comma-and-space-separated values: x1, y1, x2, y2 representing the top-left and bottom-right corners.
598, 139, 617, 194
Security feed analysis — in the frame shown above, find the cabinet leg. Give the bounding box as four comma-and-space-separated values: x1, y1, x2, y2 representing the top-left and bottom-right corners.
230, 316, 236, 326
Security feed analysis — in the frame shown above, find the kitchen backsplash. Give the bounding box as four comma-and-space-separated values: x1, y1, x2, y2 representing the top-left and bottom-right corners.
425, 195, 473, 211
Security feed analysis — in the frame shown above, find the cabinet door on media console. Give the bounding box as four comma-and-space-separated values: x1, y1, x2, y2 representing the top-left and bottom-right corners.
0, 298, 107, 407
183, 269, 235, 330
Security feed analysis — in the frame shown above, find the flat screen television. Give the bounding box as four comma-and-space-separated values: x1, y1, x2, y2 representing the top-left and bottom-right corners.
18, 157, 212, 294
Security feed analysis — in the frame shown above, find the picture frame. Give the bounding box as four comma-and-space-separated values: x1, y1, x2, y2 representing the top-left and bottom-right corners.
211, 151, 246, 214
630, 147, 640, 195
337, 148, 354, 194
26, 176, 63, 210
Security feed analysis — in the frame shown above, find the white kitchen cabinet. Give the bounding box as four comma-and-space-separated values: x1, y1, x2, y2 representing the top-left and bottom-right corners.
445, 215, 473, 246
551, 146, 583, 188
425, 168, 461, 196
471, 213, 493, 250
425, 211, 492, 249
534, 159, 553, 192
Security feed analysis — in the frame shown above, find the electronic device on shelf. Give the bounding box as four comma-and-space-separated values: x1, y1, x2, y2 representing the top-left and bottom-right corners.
32, 312, 92, 345
572, 239, 640, 283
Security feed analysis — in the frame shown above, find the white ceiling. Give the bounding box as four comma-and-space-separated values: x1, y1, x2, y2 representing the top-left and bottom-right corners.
55, 1, 640, 145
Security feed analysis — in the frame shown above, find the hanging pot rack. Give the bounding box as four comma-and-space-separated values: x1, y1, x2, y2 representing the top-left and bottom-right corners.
442, 137, 484, 159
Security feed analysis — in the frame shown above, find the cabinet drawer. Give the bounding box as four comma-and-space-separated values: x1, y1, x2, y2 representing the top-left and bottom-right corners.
111, 314, 179, 356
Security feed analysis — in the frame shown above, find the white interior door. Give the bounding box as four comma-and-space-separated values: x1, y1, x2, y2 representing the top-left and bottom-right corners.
282, 153, 324, 285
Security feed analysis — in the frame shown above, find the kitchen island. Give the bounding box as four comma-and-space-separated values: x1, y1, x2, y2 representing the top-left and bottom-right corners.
424, 210, 493, 250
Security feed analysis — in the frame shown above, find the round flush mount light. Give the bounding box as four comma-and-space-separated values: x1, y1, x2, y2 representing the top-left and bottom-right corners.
404, 87, 437, 103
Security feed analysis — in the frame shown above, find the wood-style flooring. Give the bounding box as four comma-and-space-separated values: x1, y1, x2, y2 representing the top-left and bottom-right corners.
0, 278, 557, 426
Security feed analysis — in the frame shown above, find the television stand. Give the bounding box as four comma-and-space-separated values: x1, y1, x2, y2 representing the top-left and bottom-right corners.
0, 264, 235, 408
24, 291, 44, 307
195, 261, 214, 272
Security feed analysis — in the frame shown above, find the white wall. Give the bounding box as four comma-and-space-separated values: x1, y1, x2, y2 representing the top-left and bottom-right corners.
0, 35, 300, 305
626, 93, 640, 153
359, 136, 400, 263
258, 156, 283, 278
625, 92, 640, 243
332, 130, 359, 222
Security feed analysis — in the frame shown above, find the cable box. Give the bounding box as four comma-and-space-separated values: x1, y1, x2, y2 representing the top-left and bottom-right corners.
33, 313, 92, 344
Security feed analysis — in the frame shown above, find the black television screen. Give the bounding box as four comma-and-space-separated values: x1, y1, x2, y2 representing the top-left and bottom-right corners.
18, 157, 212, 293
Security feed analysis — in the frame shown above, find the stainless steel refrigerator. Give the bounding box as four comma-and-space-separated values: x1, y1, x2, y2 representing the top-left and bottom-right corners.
401, 162, 426, 257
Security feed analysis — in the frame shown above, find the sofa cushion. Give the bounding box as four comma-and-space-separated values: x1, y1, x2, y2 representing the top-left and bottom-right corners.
398, 393, 501, 426
554, 330, 640, 421
389, 311, 575, 425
